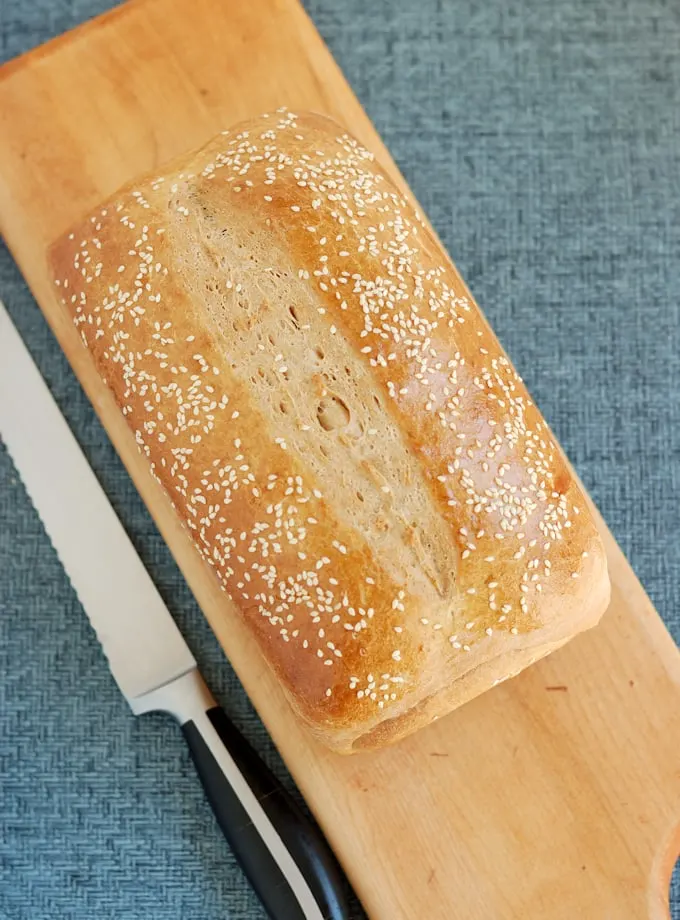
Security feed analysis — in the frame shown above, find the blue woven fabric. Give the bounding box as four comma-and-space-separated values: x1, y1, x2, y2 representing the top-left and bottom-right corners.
1, 1, 678, 917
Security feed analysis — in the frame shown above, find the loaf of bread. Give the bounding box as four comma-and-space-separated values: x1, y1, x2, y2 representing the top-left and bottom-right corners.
49, 109, 610, 753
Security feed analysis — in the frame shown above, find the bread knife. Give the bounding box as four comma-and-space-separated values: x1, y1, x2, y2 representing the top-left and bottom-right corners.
0, 300, 351, 920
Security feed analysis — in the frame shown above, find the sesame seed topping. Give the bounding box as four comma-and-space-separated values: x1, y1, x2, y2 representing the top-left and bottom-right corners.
54, 109, 595, 727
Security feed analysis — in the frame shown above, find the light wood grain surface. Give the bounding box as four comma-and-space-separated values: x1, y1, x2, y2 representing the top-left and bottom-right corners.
1, 1, 679, 917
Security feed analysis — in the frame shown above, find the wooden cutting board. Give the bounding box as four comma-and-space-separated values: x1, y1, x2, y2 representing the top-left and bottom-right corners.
1, 1, 679, 916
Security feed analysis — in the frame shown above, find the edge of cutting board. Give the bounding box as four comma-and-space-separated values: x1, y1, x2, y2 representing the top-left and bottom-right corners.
1, 1, 679, 917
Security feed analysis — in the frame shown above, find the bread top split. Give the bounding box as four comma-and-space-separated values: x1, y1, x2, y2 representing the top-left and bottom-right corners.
49, 109, 610, 752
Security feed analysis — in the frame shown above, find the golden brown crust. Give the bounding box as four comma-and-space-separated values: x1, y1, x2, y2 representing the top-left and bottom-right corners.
49, 109, 610, 753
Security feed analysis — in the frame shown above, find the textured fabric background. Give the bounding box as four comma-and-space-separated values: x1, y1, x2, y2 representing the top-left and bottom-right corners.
1, 1, 679, 918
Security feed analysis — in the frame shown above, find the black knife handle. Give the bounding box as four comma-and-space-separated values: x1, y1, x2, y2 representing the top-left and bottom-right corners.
132, 668, 352, 920
181, 704, 351, 920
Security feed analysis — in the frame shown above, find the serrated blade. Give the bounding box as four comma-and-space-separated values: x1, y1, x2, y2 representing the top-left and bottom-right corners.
0, 301, 195, 704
